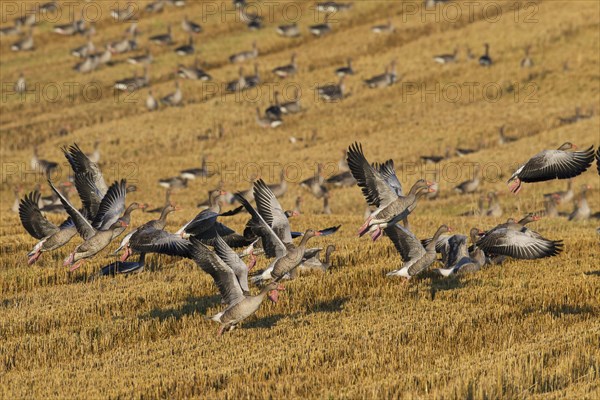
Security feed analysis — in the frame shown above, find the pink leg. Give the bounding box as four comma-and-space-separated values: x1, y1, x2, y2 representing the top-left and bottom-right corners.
358, 217, 372, 237
370, 227, 383, 241
28, 250, 41, 265
63, 252, 75, 266
217, 325, 226, 336
69, 260, 84, 272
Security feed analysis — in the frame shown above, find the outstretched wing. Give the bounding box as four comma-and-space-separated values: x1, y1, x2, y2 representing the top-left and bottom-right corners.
19, 191, 59, 239
517, 146, 594, 183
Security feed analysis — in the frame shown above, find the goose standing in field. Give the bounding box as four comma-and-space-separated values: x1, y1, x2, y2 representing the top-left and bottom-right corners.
520, 46, 534, 68
326, 153, 357, 188
245, 64, 261, 88
11, 29, 34, 51
226, 67, 247, 92
371, 18, 395, 34
178, 57, 212, 80
435, 228, 486, 276
31, 146, 58, 177
160, 81, 183, 107
568, 185, 591, 221
128, 48, 153, 65
265, 92, 283, 121
322, 192, 332, 214
316, 2, 353, 13
145, 0, 165, 13
268, 170, 288, 198
347, 143, 435, 240
300, 164, 327, 199
544, 196, 560, 218
71, 37, 95, 58
272, 53, 297, 78
433, 48, 458, 64
276, 22, 300, 37
317, 76, 346, 101
180, 156, 214, 180
335, 58, 354, 77
507, 142, 595, 194
485, 192, 503, 218
149, 25, 173, 45
14, 72, 26, 93
297, 244, 336, 273
182, 16, 202, 33
0, 23, 21, 36
280, 88, 301, 114
229, 41, 258, 63
175, 35, 195, 56
364, 60, 397, 88
111, 4, 137, 21
498, 125, 518, 145
558, 107, 593, 125
543, 179, 574, 204
159, 176, 188, 190
479, 43, 492, 66
421, 148, 450, 164
108, 34, 137, 54
255, 107, 282, 128
114, 67, 149, 91
454, 166, 480, 194
19, 191, 78, 265
74, 53, 100, 74
146, 89, 159, 111
310, 13, 332, 37
191, 237, 283, 336
386, 224, 452, 279
53, 19, 84, 36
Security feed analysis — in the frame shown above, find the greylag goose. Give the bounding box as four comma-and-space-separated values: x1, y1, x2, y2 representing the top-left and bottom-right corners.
347, 143, 434, 240
114, 67, 149, 91
53, 18, 85, 36
145, 0, 165, 13
280, 88, 301, 114
31, 146, 58, 176
544, 196, 560, 218
147, 189, 173, 213
86, 141, 101, 164
191, 237, 282, 335
0, 23, 21, 36
255, 107, 282, 128
297, 245, 335, 273
226, 67, 247, 92
276, 22, 300, 38
420, 148, 450, 164
178, 57, 211, 80
364, 60, 397, 88
265, 92, 283, 121
71, 37, 95, 58
268, 170, 288, 198
14, 72, 26, 93
479, 43, 492, 66
455, 147, 477, 157
179, 190, 233, 238
11, 29, 33, 51
568, 185, 591, 221
73, 53, 100, 74
520, 46, 534, 68
543, 179, 574, 204
310, 13, 332, 37
175, 35, 195, 56
180, 156, 214, 180
272, 53, 297, 78
110, 4, 137, 21
454, 166, 480, 194
245, 64, 261, 88
476, 217, 563, 259
229, 41, 258, 63
336, 58, 354, 77
508, 143, 595, 193
300, 164, 327, 199
128, 48, 153, 65
251, 179, 297, 249
108, 34, 137, 54
159, 176, 188, 189
435, 228, 485, 276
149, 25, 173, 46
558, 107, 593, 125
485, 192, 503, 217
386, 224, 452, 279
371, 18, 395, 34
326, 170, 357, 188
317, 76, 346, 101
182, 16, 202, 33
121, 225, 192, 262
19, 191, 78, 264
146, 89, 158, 111
433, 48, 458, 64
100, 253, 146, 276
498, 125, 518, 145
160, 81, 183, 106
322, 192, 332, 214
316, 2, 353, 12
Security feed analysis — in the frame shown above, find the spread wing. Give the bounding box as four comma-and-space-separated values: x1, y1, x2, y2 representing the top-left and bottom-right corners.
48, 179, 96, 240
476, 228, 563, 259
92, 179, 127, 230
236, 192, 286, 258
254, 179, 292, 244
129, 226, 192, 257
384, 223, 426, 263
19, 191, 59, 239
374, 159, 403, 196
517, 146, 594, 183
213, 234, 250, 294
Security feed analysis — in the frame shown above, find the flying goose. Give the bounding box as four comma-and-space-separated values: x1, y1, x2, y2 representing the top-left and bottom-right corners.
19, 191, 78, 265
182, 16, 202, 33
364, 60, 397, 88
149, 25, 173, 46
568, 185, 591, 221
114, 67, 149, 91
175, 35, 195, 56
11, 29, 34, 51
190, 237, 283, 335
178, 57, 212, 80
317, 76, 346, 101
229, 41, 258, 63
507, 143, 595, 194
276, 22, 300, 37
479, 43, 492, 66
310, 13, 332, 37
160, 81, 183, 106
335, 58, 354, 77
435, 228, 486, 276
347, 143, 435, 240
386, 224, 452, 279
520, 46, 534, 68
371, 18, 395, 34
272, 53, 297, 78
433, 48, 458, 64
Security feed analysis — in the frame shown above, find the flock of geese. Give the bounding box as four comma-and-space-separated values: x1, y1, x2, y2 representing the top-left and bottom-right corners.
16, 139, 600, 334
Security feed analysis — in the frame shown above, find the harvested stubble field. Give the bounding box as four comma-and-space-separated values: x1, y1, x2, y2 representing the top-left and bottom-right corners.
1, 0, 600, 398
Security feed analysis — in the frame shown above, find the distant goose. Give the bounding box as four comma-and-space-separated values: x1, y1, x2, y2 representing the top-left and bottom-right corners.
178, 57, 212, 80
160, 81, 183, 107
149, 25, 173, 45
265, 92, 283, 120
145, 0, 165, 13
317, 76, 346, 101
454, 166, 480, 194
159, 176, 188, 190
226, 67, 247, 92
297, 244, 335, 273
272, 53, 297, 78
229, 41, 258, 63
244, 64, 261, 88
520, 45, 534, 68
182, 16, 202, 33
11, 29, 34, 51
71, 37, 95, 58
371, 18, 395, 34
508, 142, 595, 194
255, 107, 282, 128
322, 192, 332, 214
310, 14, 332, 37
558, 107, 592, 125
485, 192, 503, 217
316, 2, 353, 12
479, 43, 492, 66
114, 67, 149, 92
111, 3, 136, 21
460, 195, 485, 216
335, 58, 354, 77
433, 48, 458, 64
421, 148, 450, 164
180, 156, 214, 180
300, 164, 327, 199
268, 170, 288, 198
364, 60, 397, 88
568, 185, 591, 221
280, 88, 301, 114
146, 89, 158, 111
276, 22, 300, 38
543, 180, 573, 204
14, 72, 26, 93
108, 34, 137, 54
31, 146, 58, 176
53, 19, 85, 36
455, 147, 477, 157
175, 35, 195, 55
127, 48, 153, 65
0, 24, 21, 36
498, 125, 518, 145
73, 54, 100, 73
